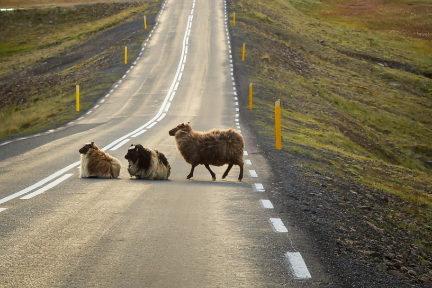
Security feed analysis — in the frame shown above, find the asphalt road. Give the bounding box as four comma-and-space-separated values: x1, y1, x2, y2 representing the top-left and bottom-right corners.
0, 0, 338, 286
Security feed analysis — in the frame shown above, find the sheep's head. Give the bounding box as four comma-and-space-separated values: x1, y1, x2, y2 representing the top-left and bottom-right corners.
79, 141, 98, 154
169, 122, 191, 136
125, 144, 151, 170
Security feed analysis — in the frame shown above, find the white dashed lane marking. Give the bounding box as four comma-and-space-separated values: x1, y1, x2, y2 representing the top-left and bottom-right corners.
269, 218, 288, 233
20, 174, 74, 200
259, 200, 274, 209
248, 170, 258, 177
157, 113, 166, 121
110, 139, 130, 151
0, 208, 7, 213
245, 160, 252, 165
252, 183, 265, 192
147, 122, 157, 129
131, 130, 147, 138
285, 252, 312, 279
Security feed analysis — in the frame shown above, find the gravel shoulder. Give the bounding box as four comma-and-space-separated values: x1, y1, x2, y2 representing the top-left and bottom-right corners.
229, 1, 432, 287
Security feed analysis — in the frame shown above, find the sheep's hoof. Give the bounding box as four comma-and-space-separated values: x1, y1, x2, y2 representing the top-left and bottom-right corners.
238, 178, 242, 182
222, 175, 227, 179
187, 175, 193, 179
212, 177, 216, 181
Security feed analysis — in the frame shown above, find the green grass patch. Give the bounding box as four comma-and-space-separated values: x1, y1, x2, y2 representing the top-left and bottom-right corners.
231, 0, 432, 248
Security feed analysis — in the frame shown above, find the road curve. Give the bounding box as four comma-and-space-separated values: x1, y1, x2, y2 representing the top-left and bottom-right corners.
0, 0, 336, 286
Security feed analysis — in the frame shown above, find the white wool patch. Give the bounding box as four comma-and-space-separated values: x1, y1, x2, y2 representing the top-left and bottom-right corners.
129, 145, 136, 150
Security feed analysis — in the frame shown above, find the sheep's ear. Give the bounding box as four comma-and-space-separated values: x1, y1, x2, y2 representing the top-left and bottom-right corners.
187, 121, 190, 124
91, 141, 94, 147
181, 123, 185, 127
130, 144, 134, 147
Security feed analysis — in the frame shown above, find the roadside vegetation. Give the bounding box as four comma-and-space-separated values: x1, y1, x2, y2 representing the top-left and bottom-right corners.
230, 0, 432, 284
0, 1, 159, 139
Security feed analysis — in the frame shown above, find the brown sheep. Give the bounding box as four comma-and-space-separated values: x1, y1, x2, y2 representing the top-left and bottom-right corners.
79, 142, 121, 178
168, 122, 244, 181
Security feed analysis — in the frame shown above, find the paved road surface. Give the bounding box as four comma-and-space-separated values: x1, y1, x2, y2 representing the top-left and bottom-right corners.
0, 0, 337, 286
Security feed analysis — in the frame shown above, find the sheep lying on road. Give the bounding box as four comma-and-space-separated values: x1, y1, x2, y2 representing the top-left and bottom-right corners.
169, 122, 244, 181
78, 142, 121, 178
124, 144, 171, 180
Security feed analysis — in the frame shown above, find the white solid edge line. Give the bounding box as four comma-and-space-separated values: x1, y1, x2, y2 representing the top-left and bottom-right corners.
259, 199, 274, 209
110, 139, 130, 151
269, 218, 288, 233
157, 113, 166, 121
169, 92, 176, 101
131, 130, 147, 138
165, 102, 171, 112
0, 142, 11, 146
147, 122, 158, 129
5, 6, 195, 202
285, 252, 312, 279
40, 162, 79, 180
0, 208, 7, 213
100, 19, 192, 152
21, 174, 74, 200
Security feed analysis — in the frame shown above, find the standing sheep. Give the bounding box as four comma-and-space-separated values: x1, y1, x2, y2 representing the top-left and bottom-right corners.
168, 122, 244, 181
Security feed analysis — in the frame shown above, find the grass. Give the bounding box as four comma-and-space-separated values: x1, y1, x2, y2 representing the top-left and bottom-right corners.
0, 2, 151, 77
0, 2, 158, 139
1, 0, 119, 8
230, 0, 432, 248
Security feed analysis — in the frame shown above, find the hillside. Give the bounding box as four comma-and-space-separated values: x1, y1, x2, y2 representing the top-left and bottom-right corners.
230, 0, 432, 285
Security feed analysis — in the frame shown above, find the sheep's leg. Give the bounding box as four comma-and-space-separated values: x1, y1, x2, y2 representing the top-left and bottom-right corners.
222, 164, 233, 179
238, 164, 243, 182
204, 164, 216, 181
187, 165, 197, 179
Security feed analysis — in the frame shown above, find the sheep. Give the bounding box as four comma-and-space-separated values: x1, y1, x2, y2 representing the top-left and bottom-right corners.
79, 142, 121, 178
124, 144, 171, 180
168, 122, 244, 181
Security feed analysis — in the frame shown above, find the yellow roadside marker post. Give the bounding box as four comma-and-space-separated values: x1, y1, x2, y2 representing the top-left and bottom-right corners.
275, 99, 281, 149
233, 12, 235, 26
144, 16, 147, 29
125, 46, 127, 64
242, 43, 245, 61
76, 85, 80, 112
249, 83, 253, 109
